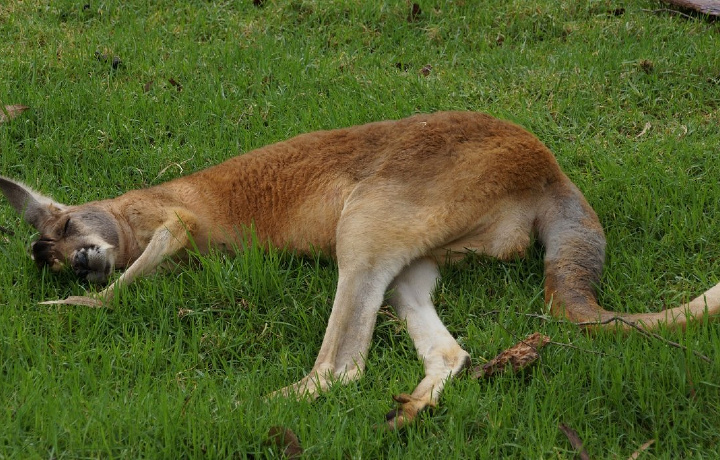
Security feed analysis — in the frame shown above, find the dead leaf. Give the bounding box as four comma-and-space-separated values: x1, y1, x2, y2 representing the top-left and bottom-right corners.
559, 423, 591, 460
39, 295, 108, 308
144, 80, 154, 92
472, 332, 550, 379
636, 122, 651, 138
628, 439, 655, 460
178, 308, 194, 318
419, 64, 432, 76
408, 2, 421, 22
639, 59, 654, 74
169, 78, 183, 92
264, 426, 303, 459
0, 105, 29, 124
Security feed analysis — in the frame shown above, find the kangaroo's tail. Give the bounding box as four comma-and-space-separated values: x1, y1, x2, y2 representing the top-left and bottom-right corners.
536, 178, 720, 331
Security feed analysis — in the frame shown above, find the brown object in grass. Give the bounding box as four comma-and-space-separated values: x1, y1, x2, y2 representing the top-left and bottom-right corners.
0, 105, 29, 124
264, 426, 303, 459
661, 0, 720, 17
473, 332, 551, 379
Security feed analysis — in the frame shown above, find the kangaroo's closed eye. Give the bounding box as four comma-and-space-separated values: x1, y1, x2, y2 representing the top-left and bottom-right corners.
62, 218, 71, 236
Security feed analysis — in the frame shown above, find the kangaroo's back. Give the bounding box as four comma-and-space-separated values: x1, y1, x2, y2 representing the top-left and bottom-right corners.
155, 111, 563, 254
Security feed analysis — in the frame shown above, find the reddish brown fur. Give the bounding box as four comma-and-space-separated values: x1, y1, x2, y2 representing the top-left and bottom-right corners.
120, 113, 559, 257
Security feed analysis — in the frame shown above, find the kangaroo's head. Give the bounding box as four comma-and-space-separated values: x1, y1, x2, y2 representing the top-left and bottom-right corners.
0, 176, 120, 284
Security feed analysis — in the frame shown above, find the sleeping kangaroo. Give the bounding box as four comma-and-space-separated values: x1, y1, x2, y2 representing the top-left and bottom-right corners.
2, 111, 719, 428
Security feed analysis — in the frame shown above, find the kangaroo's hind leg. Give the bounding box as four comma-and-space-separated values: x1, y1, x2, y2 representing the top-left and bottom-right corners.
273, 193, 420, 399
274, 256, 403, 399
385, 257, 471, 429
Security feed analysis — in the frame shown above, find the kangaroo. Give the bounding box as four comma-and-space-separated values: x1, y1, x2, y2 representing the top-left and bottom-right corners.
1, 111, 719, 429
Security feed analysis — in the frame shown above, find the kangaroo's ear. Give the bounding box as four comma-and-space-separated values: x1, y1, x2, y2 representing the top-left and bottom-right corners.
0, 176, 67, 231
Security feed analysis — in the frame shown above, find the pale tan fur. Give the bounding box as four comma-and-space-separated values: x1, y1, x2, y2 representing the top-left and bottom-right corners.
1, 111, 719, 428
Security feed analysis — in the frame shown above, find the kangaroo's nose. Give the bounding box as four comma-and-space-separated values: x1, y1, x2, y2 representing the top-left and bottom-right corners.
74, 250, 88, 268
72, 250, 90, 278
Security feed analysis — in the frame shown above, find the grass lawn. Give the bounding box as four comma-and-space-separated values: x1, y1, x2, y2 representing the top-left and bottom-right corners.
2, 0, 720, 457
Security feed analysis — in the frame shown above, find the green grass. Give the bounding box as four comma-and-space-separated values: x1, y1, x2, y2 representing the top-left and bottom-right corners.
1, 0, 720, 457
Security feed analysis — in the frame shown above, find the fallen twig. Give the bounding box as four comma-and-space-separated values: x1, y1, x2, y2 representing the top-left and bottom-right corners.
628, 439, 655, 460
475, 309, 552, 321
547, 340, 612, 358
652, 0, 720, 18
559, 423, 591, 460
642, 8, 697, 19
577, 317, 712, 363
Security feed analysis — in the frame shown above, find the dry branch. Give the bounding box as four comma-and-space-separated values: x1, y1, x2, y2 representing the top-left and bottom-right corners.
628, 439, 655, 460
577, 317, 712, 363
559, 423, 591, 460
660, 0, 720, 17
